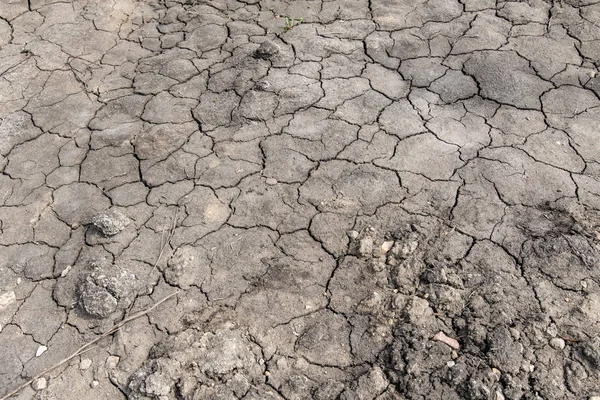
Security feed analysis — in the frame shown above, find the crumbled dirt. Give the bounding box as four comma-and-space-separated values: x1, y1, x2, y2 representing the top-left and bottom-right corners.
1, 0, 599, 399
90, 209, 131, 237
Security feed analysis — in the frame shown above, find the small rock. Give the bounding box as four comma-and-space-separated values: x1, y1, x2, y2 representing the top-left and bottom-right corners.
31, 377, 47, 391
90, 209, 130, 236
433, 331, 460, 350
447, 361, 455, 368
358, 236, 373, 257
255, 80, 271, 91
491, 368, 501, 379
495, 390, 506, 400
265, 177, 278, 185
91, 380, 99, 388
106, 355, 120, 369
253, 40, 279, 59
509, 327, 521, 340
36, 345, 48, 357
80, 358, 92, 370
381, 240, 394, 253
60, 265, 72, 277
550, 337, 566, 350
346, 230, 359, 240
546, 323, 558, 337
581, 280, 588, 289
0, 291, 16, 310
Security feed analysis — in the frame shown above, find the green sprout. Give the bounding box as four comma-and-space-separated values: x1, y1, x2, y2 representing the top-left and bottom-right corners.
284, 16, 304, 32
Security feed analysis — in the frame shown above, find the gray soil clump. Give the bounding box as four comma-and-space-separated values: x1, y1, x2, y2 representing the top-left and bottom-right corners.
90, 209, 131, 236
79, 260, 140, 318
253, 41, 279, 59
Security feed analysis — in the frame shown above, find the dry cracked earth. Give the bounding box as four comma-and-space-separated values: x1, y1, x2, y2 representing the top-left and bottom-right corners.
1, 0, 600, 399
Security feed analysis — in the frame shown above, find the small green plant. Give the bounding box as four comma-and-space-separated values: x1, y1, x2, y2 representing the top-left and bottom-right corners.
284, 16, 304, 32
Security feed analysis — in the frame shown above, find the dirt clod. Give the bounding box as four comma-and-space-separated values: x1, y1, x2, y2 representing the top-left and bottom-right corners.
90, 209, 130, 236
78, 261, 140, 318
253, 41, 279, 59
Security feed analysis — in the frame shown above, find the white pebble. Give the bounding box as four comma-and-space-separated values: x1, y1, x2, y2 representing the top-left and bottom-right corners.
346, 230, 359, 239
31, 377, 47, 391
550, 337, 566, 350
36, 345, 48, 357
106, 355, 120, 369
80, 358, 92, 370
60, 265, 72, 277
381, 241, 394, 253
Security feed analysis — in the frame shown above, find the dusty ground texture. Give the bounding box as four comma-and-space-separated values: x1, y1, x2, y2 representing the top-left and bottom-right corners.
1, 0, 600, 399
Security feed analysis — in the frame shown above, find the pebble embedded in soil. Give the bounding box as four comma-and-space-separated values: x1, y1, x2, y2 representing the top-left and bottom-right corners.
60, 265, 72, 277
381, 240, 394, 253
31, 377, 47, 391
36, 345, 48, 357
550, 337, 566, 350
80, 358, 92, 370
106, 355, 120, 369
347, 230, 359, 239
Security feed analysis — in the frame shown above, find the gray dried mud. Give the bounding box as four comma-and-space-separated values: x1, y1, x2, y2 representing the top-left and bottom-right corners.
0, 0, 599, 399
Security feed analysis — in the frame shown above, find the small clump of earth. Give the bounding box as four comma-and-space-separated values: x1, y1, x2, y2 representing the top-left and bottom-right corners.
90, 208, 131, 236
78, 259, 141, 318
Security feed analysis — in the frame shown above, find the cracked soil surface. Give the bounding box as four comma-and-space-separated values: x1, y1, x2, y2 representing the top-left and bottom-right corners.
1, 0, 600, 399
